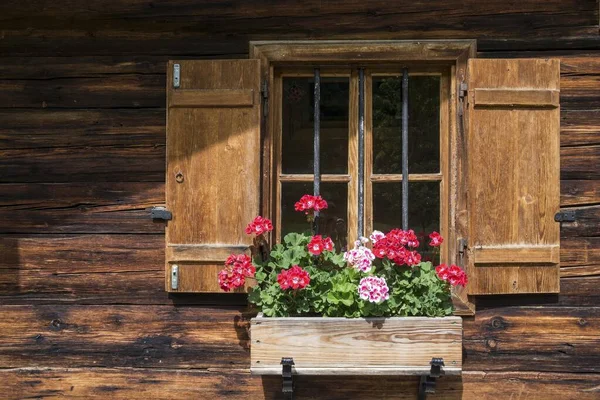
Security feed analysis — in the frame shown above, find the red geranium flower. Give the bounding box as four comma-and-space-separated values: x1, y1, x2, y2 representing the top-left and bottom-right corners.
218, 254, 255, 292
435, 263, 468, 287
307, 235, 334, 255
245, 216, 273, 236
429, 231, 443, 247
372, 229, 422, 266
277, 265, 310, 290
294, 194, 328, 215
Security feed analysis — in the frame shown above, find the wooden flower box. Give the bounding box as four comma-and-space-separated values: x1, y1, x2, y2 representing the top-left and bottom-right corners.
250, 314, 462, 375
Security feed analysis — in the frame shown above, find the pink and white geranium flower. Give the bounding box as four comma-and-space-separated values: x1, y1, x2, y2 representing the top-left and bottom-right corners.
369, 230, 385, 244
358, 276, 390, 304
344, 240, 375, 273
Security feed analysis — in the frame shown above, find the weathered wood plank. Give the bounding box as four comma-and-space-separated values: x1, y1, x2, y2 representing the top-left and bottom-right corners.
562, 110, 600, 147
462, 307, 600, 372
0, 305, 252, 369
251, 316, 462, 375
561, 237, 600, 275
0, 183, 164, 233
1, 369, 599, 400
0, 235, 169, 305
0, 0, 596, 57
0, 146, 165, 183
562, 180, 600, 206
561, 145, 600, 180
0, 109, 164, 150
0, 75, 164, 109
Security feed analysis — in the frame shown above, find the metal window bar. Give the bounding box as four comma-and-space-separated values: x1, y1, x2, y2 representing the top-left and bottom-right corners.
357, 68, 365, 238
313, 68, 321, 233
402, 68, 409, 230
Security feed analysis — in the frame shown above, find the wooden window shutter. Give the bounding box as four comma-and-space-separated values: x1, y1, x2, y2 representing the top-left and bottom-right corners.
165, 60, 261, 293
466, 58, 560, 295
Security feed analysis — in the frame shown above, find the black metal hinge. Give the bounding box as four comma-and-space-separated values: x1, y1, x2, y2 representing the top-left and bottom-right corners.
261, 80, 269, 117
150, 206, 172, 221
281, 357, 294, 399
555, 211, 576, 222
418, 358, 445, 400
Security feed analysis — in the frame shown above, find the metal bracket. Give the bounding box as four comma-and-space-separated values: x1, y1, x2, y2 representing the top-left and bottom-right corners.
173, 64, 180, 88
281, 357, 294, 399
150, 206, 172, 221
555, 210, 576, 222
418, 358, 445, 400
171, 265, 179, 290
458, 82, 468, 100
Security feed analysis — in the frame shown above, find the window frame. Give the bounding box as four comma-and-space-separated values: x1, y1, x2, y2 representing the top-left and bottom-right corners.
250, 40, 476, 315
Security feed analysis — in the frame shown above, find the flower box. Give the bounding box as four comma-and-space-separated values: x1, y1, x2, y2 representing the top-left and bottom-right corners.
250, 314, 462, 375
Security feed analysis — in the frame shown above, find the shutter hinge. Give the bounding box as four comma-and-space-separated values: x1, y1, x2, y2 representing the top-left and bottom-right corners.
555, 210, 576, 222
459, 82, 468, 100
261, 80, 269, 117
173, 63, 180, 89
150, 206, 172, 221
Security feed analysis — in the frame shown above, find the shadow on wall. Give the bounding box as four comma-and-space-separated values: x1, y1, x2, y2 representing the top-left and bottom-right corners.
0, 237, 19, 299
261, 375, 463, 399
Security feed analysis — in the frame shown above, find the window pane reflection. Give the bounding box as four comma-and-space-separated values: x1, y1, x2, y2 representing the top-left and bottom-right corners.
282, 77, 349, 174
372, 75, 440, 174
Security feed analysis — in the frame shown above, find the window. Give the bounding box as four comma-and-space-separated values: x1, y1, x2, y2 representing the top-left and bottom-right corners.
162, 42, 561, 313
274, 68, 449, 266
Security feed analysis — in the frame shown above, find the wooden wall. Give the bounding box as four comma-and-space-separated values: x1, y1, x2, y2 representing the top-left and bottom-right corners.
0, 1, 599, 398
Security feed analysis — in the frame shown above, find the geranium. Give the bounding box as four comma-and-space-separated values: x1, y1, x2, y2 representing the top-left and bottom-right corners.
294, 194, 328, 215
218, 254, 255, 292
358, 276, 390, 303
370, 230, 385, 244
277, 265, 310, 290
372, 229, 422, 266
245, 216, 273, 236
344, 241, 376, 273
307, 235, 334, 255
435, 264, 468, 287
429, 231, 443, 247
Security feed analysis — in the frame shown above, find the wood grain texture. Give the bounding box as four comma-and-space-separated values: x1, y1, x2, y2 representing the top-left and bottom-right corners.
462, 307, 600, 372
0, 1, 597, 57
0, 183, 163, 233
0, 369, 598, 400
165, 59, 261, 293
0, 1, 598, 398
0, 305, 252, 369
467, 58, 561, 295
169, 89, 254, 108
471, 88, 559, 107
251, 316, 462, 375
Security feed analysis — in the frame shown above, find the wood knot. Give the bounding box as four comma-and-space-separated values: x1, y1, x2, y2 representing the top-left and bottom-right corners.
490, 317, 508, 330
577, 318, 588, 327
50, 319, 62, 331
485, 338, 498, 350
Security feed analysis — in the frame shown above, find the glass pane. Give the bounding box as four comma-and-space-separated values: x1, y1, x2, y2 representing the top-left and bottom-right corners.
281, 182, 348, 251
372, 181, 440, 262
372, 75, 440, 174
282, 77, 349, 174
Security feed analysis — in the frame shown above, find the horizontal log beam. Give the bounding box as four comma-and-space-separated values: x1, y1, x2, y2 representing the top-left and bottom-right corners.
1, 368, 599, 400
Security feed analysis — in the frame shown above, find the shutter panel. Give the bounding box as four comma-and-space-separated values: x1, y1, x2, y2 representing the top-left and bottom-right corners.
466, 59, 560, 295
165, 60, 261, 293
